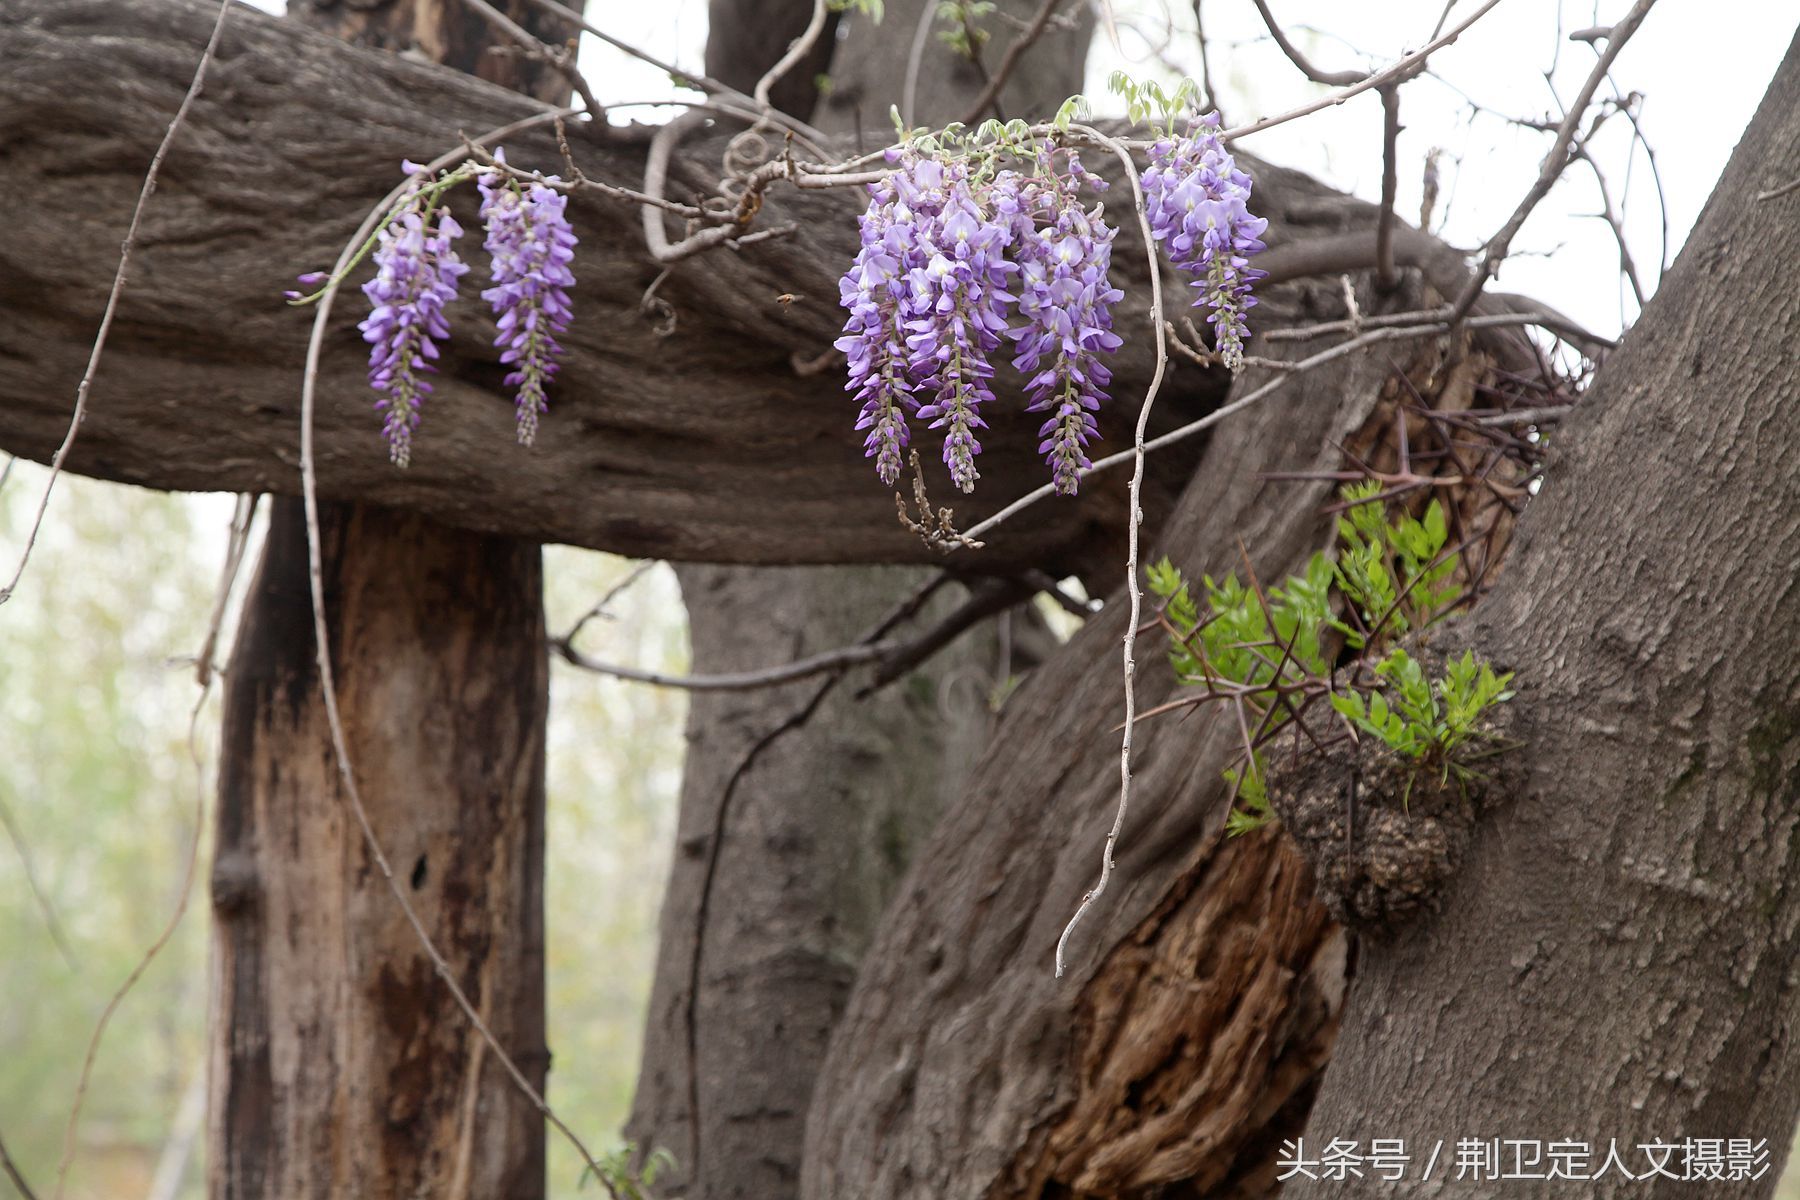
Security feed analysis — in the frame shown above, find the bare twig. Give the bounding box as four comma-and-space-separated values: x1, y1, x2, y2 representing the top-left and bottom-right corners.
966, 313, 1567, 547
467, 140, 710, 217
901, 0, 940, 130
957, 0, 1073, 126
1574, 146, 1647, 309
1473, 404, 1571, 427
1375, 85, 1402, 291
1, 1128, 39, 1200
456, 0, 603, 120
1194, 0, 1221, 116
53, 631, 231, 1200
0, 0, 232, 609
681, 567, 949, 1168
52, 495, 265, 1199
556, 635, 899, 690
1757, 177, 1800, 203
754, 0, 831, 111
1218, 0, 1506, 144
40, 8, 235, 1194
0, 793, 78, 972
511, 0, 831, 149
1054, 126, 1169, 979
1249, 0, 1367, 87
559, 560, 656, 645
859, 577, 1038, 693
194, 494, 259, 691
1449, 0, 1660, 321
640, 114, 800, 264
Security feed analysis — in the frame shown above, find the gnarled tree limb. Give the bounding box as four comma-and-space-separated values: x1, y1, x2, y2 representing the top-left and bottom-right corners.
0, 0, 1509, 573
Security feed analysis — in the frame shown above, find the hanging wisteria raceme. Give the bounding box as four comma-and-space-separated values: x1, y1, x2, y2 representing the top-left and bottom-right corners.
479, 154, 579, 448
837, 146, 1130, 497
301, 117, 1258, 489
837, 158, 932, 487
1007, 151, 1123, 496
1143, 112, 1269, 370
841, 154, 1018, 493
904, 177, 1018, 494
358, 194, 469, 468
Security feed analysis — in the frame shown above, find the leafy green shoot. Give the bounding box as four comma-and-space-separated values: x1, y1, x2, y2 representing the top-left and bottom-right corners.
1150, 484, 1511, 834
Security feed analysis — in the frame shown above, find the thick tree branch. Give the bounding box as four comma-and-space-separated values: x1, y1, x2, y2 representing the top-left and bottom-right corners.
0, 0, 1192, 571
0, 0, 1537, 577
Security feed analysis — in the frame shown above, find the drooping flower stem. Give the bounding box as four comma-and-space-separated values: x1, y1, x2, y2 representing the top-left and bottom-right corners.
479, 155, 579, 447
356, 184, 469, 468
1142, 112, 1269, 369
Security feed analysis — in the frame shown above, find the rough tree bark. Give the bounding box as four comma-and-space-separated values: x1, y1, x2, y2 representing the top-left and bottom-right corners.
11, 2, 1762, 1197
800, 279, 1417, 1198
211, 502, 548, 1198
802, 29, 1800, 1200
1296, 31, 1800, 1195
625, 6, 1090, 1196
2, 0, 1501, 570
627, 564, 997, 1197
208, 2, 575, 1196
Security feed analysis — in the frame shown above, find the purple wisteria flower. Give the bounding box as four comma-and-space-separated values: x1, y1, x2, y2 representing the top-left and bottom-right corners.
1143, 112, 1268, 370
479, 157, 578, 448
836, 159, 929, 486
1007, 154, 1122, 495
904, 178, 1017, 494
358, 198, 469, 468
838, 147, 1126, 496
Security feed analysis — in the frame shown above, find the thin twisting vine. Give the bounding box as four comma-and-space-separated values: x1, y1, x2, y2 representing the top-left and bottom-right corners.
1053, 125, 1165, 977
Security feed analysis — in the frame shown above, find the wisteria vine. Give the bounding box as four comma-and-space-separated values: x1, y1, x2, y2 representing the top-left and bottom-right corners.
837, 110, 1264, 497
287, 107, 1262, 493
289, 151, 578, 466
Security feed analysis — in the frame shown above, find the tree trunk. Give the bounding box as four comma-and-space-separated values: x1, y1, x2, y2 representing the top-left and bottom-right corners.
207, 2, 573, 1195
210, 501, 549, 1199
626, 564, 996, 1197
624, 6, 1085, 1195
1295, 31, 1800, 1196
800, 249, 1543, 1193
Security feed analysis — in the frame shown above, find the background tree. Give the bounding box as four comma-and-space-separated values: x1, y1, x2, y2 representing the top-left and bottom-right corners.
0, 1, 1797, 1199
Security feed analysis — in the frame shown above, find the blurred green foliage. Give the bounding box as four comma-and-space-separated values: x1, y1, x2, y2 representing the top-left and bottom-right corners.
0, 466, 686, 1199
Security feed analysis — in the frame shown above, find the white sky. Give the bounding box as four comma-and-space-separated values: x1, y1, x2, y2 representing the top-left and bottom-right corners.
585, 0, 1796, 339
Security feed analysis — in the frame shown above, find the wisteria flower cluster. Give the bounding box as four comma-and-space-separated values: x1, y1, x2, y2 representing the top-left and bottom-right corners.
478, 158, 578, 449
1143, 112, 1268, 371
355, 197, 468, 468
291, 152, 578, 467
838, 113, 1264, 498
837, 146, 1123, 496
